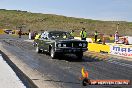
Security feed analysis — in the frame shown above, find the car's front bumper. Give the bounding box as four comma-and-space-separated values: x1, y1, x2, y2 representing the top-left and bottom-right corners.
55, 47, 88, 53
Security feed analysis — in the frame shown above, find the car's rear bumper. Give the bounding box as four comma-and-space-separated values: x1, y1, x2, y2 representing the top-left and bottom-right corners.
55, 47, 88, 53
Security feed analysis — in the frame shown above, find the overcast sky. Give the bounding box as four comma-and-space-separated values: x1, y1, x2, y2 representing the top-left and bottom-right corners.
0, 0, 132, 22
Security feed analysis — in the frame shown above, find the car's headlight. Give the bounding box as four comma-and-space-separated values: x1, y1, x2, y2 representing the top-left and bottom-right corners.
57, 44, 61, 47
83, 43, 86, 47
63, 44, 66, 47
79, 43, 82, 47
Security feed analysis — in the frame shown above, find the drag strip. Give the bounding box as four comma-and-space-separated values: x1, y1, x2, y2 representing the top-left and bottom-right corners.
107, 60, 132, 68
0, 36, 132, 88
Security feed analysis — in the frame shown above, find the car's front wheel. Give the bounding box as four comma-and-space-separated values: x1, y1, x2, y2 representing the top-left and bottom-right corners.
50, 48, 57, 59
36, 46, 41, 53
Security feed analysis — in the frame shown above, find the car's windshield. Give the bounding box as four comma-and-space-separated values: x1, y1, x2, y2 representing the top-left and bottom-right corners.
49, 31, 73, 39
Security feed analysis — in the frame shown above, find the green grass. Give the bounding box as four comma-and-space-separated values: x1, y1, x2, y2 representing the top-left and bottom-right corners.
0, 9, 132, 36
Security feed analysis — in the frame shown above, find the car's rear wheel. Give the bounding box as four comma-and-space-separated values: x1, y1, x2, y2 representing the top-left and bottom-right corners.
76, 52, 83, 60
36, 46, 41, 53
50, 48, 57, 59
33, 42, 37, 47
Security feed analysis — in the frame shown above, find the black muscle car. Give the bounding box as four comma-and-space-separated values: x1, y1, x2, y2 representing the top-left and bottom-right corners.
34, 30, 88, 59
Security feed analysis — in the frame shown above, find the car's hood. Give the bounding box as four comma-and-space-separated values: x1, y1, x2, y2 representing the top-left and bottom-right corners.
55, 38, 87, 43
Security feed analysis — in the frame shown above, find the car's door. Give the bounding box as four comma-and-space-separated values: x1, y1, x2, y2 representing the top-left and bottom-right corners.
38, 38, 46, 50
39, 32, 51, 52
38, 31, 49, 51
44, 33, 53, 51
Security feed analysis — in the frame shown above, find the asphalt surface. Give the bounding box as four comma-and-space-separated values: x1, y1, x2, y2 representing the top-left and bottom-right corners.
0, 34, 132, 88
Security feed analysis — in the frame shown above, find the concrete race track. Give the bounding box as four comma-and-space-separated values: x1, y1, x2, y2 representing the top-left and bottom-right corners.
0, 34, 132, 88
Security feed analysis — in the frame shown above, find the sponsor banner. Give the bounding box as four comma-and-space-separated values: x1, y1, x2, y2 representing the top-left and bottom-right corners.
110, 45, 132, 58
88, 43, 110, 53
